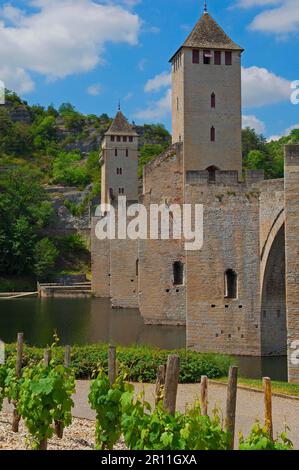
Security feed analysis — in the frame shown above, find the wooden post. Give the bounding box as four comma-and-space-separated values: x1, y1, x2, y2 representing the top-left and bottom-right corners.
12, 333, 23, 433
64, 345, 71, 368
163, 355, 180, 415
43, 348, 51, 367
55, 346, 72, 440
108, 345, 116, 386
155, 364, 166, 405
38, 348, 52, 449
263, 377, 273, 439
200, 375, 208, 415
225, 366, 238, 450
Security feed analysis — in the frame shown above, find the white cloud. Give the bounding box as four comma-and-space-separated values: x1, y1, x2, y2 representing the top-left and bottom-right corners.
268, 123, 299, 140
0, 65, 35, 94
134, 88, 171, 121
242, 66, 291, 107
242, 0, 299, 35
236, 0, 281, 7
144, 71, 171, 93
0, 0, 140, 92
124, 91, 133, 101
86, 83, 102, 96
267, 134, 282, 141
285, 123, 299, 134
138, 58, 147, 71
242, 115, 266, 133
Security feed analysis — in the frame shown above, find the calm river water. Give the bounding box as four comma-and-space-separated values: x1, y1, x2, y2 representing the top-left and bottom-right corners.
0, 297, 287, 380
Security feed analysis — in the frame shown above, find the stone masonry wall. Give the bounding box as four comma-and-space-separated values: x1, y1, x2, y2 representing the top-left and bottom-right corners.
284, 145, 299, 383
185, 176, 262, 356
139, 143, 186, 324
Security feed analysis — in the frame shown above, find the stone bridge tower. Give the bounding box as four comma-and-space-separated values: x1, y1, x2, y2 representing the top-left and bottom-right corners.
100, 110, 138, 205
170, 9, 243, 177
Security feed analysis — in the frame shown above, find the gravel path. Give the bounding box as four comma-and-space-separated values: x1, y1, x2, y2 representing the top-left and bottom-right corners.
71, 380, 299, 449
1, 380, 299, 450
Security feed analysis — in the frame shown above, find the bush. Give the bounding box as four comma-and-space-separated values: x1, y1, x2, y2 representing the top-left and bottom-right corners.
121, 389, 230, 450
4, 344, 233, 382
239, 421, 293, 450
52, 151, 89, 187
33, 238, 59, 279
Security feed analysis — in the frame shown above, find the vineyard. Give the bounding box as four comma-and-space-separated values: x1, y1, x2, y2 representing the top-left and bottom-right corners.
0, 334, 294, 451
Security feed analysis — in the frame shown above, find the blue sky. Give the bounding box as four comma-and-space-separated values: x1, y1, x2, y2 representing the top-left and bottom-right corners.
0, 0, 298, 139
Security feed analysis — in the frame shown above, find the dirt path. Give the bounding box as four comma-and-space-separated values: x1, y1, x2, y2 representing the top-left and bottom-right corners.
3, 380, 299, 449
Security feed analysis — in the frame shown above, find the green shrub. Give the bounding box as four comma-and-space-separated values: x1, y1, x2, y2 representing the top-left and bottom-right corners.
121, 388, 230, 450
4, 344, 233, 382
33, 238, 59, 279
239, 421, 293, 450
89, 370, 126, 449
52, 151, 89, 187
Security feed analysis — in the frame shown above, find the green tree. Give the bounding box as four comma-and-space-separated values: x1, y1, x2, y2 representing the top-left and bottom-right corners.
138, 144, 166, 177
33, 238, 59, 279
52, 151, 89, 187
0, 168, 53, 275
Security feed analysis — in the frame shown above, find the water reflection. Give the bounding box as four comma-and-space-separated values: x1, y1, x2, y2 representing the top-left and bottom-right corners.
235, 355, 287, 381
0, 297, 186, 349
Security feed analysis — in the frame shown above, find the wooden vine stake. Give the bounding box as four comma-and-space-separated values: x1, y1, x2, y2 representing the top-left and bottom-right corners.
225, 365, 238, 450
155, 364, 166, 405
163, 355, 180, 415
55, 345, 72, 440
12, 332, 23, 433
200, 375, 208, 415
108, 345, 116, 386
38, 348, 52, 450
263, 377, 273, 439
64, 345, 71, 368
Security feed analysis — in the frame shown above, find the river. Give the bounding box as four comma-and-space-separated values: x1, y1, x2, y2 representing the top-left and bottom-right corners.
0, 297, 287, 380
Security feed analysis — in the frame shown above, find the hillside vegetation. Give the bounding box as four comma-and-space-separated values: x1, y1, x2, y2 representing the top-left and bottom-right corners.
0, 90, 298, 285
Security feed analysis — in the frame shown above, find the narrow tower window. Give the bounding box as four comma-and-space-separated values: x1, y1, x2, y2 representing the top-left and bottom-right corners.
211, 93, 216, 108
203, 50, 211, 65
192, 49, 200, 64
225, 51, 232, 66
206, 165, 218, 183
214, 51, 221, 65
115, 149, 118, 157
126, 149, 129, 157
173, 261, 184, 286
225, 269, 238, 299
136, 259, 139, 277
210, 126, 215, 142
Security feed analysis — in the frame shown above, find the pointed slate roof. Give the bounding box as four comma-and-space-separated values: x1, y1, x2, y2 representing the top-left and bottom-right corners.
105, 111, 138, 136
170, 13, 243, 62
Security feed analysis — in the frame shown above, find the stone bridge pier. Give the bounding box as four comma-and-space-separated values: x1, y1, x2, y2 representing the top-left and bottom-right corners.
285, 144, 299, 383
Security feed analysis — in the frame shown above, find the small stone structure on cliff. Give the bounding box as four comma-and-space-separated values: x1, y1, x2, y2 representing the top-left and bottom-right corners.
91, 10, 299, 383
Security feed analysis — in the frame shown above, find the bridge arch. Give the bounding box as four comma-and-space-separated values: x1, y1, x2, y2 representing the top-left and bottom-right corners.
261, 220, 287, 356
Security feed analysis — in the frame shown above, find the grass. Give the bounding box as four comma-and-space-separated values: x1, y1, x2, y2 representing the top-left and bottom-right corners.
215, 376, 299, 397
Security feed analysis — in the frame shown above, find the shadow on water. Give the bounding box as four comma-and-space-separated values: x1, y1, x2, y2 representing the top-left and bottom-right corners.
235, 355, 288, 381
0, 298, 288, 381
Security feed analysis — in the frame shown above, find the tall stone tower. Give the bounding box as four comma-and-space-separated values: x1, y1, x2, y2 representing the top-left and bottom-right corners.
101, 110, 139, 204
170, 9, 243, 175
